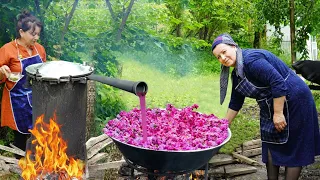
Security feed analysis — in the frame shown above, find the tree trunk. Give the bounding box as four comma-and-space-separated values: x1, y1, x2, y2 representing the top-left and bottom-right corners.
176, 23, 182, 37
253, 31, 260, 48
86, 80, 96, 139
198, 27, 204, 40
34, 0, 41, 16
57, 0, 79, 58
203, 26, 208, 41
34, 0, 53, 50
116, 0, 135, 42
105, 0, 117, 21
290, 0, 296, 64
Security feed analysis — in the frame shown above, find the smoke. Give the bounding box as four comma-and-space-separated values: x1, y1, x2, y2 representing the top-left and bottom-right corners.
119, 39, 198, 77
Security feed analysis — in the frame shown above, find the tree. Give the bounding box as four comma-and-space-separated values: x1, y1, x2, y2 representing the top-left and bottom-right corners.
105, 0, 136, 41
257, 0, 320, 62
57, 0, 79, 58
289, 0, 296, 64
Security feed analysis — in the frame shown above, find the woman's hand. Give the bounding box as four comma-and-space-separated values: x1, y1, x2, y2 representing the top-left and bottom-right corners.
225, 108, 239, 126
273, 113, 287, 132
0, 65, 11, 80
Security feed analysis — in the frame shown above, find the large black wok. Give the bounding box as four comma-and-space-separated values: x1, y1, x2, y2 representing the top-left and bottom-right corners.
111, 128, 231, 172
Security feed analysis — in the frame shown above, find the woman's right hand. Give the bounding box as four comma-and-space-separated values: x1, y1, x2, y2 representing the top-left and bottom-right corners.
0, 65, 11, 80
273, 113, 287, 132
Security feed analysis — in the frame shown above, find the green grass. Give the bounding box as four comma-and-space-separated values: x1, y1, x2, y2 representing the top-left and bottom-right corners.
118, 58, 230, 117
117, 57, 260, 154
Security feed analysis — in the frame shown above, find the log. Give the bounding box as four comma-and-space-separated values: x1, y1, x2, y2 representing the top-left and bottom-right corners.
87, 153, 108, 165
88, 159, 126, 171
86, 134, 110, 150
209, 157, 235, 166
232, 152, 263, 166
0, 155, 19, 164
87, 138, 113, 159
0, 144, 25, 156
236, 148, 262, 157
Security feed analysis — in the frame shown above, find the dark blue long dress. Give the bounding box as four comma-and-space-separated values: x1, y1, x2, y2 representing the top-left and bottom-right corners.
229, 49, 320, 166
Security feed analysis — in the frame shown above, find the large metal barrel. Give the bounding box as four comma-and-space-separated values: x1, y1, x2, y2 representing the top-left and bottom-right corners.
25, 61, 94, 161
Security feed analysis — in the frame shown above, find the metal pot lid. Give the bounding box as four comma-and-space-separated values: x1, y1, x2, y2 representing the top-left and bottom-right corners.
26, 60, 94, 80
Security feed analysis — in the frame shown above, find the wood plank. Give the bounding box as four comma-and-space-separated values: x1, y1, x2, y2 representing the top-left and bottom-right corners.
208, 166, 257, 177
86, 134, 110, 150
236, 148, 262, 157
209, 157, 235, 166
9, 143, 26, 155
0, 160, 10, 171
9, 164, 21, 175
242, 139, 261, 147
87, 152, 108, 165
87, 138, 113, 159
0, 144, 25, 156
88, 159, 126, 170
226, 167, 257, 177
236, 144, 261, 152
0, 155, 19, 164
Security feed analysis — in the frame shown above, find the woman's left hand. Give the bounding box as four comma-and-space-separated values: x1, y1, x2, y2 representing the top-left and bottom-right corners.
273, 113, 287, 132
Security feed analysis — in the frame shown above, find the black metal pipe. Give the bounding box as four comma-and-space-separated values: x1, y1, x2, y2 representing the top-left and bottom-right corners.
87, 74, 148, 96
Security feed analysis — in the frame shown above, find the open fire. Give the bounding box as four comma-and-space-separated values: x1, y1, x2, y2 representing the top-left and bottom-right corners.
18, 114, 85, 180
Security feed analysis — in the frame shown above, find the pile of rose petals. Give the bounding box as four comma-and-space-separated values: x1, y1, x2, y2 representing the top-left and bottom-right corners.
104, 104, 229, 151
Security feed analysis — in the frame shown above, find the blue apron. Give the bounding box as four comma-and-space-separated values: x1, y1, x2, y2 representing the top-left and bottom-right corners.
6, 40, 43, 134
235, 72, 290, 144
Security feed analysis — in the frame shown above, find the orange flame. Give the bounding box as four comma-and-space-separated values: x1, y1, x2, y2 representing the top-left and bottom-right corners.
18, 114, 85, 180
189, 170, 205, 180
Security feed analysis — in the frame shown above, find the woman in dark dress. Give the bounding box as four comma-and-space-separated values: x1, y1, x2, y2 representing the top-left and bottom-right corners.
211, 33, 320, 180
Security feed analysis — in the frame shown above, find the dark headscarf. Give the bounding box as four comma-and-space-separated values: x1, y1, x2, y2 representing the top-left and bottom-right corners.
211, 33, 243, 105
